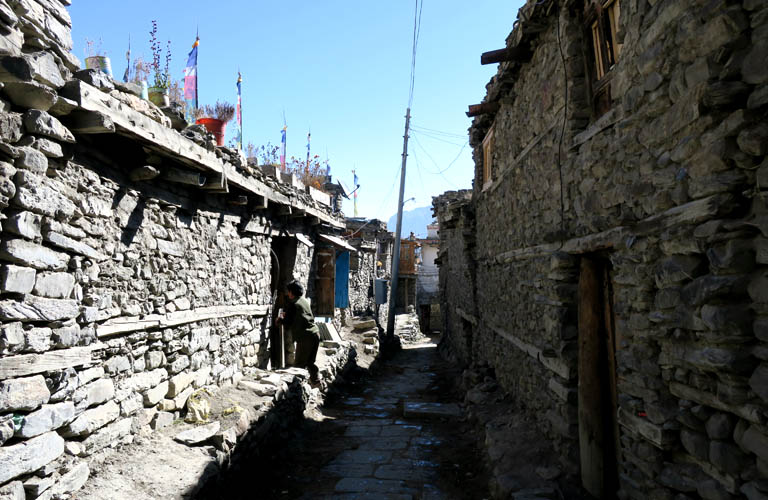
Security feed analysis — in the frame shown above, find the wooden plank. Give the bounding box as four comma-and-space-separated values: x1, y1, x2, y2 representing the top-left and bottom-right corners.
480, 46, 533, 65
60, 80, 344, 229
578, 256, 605, 498
129, 165, 160, 182
466, 101, 500, 117
0, 345, 101, 378
96, 304, 269, 338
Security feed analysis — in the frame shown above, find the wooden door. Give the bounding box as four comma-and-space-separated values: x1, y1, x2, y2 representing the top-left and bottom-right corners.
578, 255, 619, 498
314, 247, 335, 316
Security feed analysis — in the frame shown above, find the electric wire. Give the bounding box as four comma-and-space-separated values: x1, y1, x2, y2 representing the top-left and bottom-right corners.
407, 0, 423, 108
346, 168, 401, 238
410, 124, 467, 139
412, 135, 458, 188
410, 129, 467, 147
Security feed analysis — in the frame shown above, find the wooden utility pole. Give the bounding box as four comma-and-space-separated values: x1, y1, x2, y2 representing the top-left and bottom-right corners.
386, 107, 411, 339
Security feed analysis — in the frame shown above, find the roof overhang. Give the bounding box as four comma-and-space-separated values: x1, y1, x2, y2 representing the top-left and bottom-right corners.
318, 234, 358, 253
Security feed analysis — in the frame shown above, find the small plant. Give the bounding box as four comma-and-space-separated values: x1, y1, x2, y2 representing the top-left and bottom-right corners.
84, 37, 104, 58
128, 55, 150, 84
247, 142, 280, 165
195, 100, 235, 123
149, 20, 171, 89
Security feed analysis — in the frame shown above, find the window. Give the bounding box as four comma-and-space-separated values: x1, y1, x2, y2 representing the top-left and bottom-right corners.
482, 125, 495, 190
585, 0, 622, 116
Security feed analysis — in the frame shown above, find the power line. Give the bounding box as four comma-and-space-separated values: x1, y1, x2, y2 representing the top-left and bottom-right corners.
407, 0, 423, 108
410, 128, 467, 147
410, 124, 466, 139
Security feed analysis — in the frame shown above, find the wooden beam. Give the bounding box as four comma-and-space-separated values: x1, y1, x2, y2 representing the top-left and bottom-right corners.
96, 304, 270, 338
481, 46, 532, 65
252, 195, 268, 210
466, 101, 500, 117
201, 172, 229, 193
228, 195, 248, 206
0, 345, 102, 378
129, 165, 160, 182
162, 167, 206, 186
278, 206, 292, 216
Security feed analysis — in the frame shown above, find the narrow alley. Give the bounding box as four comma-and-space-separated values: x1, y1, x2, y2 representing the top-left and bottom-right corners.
198, 332, 491, 500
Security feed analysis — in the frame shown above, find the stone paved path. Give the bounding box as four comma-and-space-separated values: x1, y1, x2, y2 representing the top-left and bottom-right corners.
283, 337, 487, 500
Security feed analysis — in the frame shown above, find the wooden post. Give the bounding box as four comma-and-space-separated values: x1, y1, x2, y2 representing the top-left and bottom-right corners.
162, 168, 205, 186
578, 256, 604, 499
129, 165, 160, 182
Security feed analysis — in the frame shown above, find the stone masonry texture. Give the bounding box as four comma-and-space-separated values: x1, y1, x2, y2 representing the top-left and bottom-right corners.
435, 0, 768, 497
0, 0, 379, 496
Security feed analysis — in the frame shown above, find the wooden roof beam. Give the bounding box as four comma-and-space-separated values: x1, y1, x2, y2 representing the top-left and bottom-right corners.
480, 46, 532, 65
466, 101, 500, 118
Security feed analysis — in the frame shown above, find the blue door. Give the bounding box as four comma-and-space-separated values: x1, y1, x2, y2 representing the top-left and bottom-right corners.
335, 251, 350, 308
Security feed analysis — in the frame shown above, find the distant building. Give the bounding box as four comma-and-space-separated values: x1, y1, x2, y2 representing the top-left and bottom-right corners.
416, 223, 440, 332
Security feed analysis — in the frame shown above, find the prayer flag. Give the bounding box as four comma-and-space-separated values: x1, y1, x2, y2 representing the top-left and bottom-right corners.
306, 131, 311, 169
183, 37, 199, 124
280, 126, 287, 171
236, 72, 243, 150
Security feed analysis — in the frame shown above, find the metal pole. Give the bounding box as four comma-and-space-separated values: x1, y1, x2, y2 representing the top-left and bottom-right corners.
386, 107, 411, 339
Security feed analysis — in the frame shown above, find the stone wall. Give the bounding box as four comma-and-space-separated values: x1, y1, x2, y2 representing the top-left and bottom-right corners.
0, 0, 354, 496
437, 0, 768, 497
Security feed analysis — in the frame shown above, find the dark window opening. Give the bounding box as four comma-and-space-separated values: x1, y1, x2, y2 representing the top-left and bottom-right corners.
584, 0, 622, 118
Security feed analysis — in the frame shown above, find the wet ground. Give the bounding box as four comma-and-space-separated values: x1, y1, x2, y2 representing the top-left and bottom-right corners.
230, 336, 489, 499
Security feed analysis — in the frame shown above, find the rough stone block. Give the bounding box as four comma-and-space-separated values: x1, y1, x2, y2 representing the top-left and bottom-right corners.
0, 111, 22, 143
63, 400, 119, 437
0, 237, 67, 271
43, 231, 106, 261
167, 371, 195, 398
0, 431, 64, 483
17, 401, 75, 438
14, 146, 47, 174
151, 411, 174, 430
710, 440, 750, 474
742, 425, 768, 463
50, 462, 89, 497
22, 109, 73, 143
31, 137, 63, 158
750, 363, 768, 403
104, 355, 130, 375
0, 374, 49, 412
32, 271, 74, 299
0, 481, 24, 500
0, 321, 24, 354
80, 417, 132, 455
169, 355, 190, 374
0, 264, 35, 293
81, 378, 114, 408
172, 386, 194, 410
143, 380, 169, 406
681, 428, 709, 460
25, 326, 51, 352
0, 295, 79, 322
3, 210, 41, 239
144, 350, 165, 370
2, 81, 57, 112
749, 272, 768, 304
706, 413, 736, 440
183, 327, 211, 354
0, 416, 13, 446
51, 323, 79, 348
13, 179, 76, 221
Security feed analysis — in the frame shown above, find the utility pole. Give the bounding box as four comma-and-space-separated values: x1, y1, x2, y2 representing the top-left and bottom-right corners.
386, 107, 411, 339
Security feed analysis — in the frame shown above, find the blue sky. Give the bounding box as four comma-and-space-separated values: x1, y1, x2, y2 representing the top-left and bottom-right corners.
69, 1, 524, 222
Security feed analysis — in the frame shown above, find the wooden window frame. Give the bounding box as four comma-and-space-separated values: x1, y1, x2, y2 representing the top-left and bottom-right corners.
584, 0, 622, 118
482, 124, 495, 190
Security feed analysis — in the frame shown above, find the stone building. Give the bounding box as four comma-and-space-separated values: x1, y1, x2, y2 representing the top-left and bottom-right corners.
344, 217, 393, 327
0, 1, 368, 495
416, 223, 440, 333
435, 0, 768, 497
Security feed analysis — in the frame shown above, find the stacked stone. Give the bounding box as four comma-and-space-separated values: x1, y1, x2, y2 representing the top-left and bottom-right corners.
436, 0, 768, 496
0, 2, 352, 499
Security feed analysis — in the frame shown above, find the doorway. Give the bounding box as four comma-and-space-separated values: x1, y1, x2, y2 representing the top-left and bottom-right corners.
578, 254, 619, 498
270, 237, 297, 369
